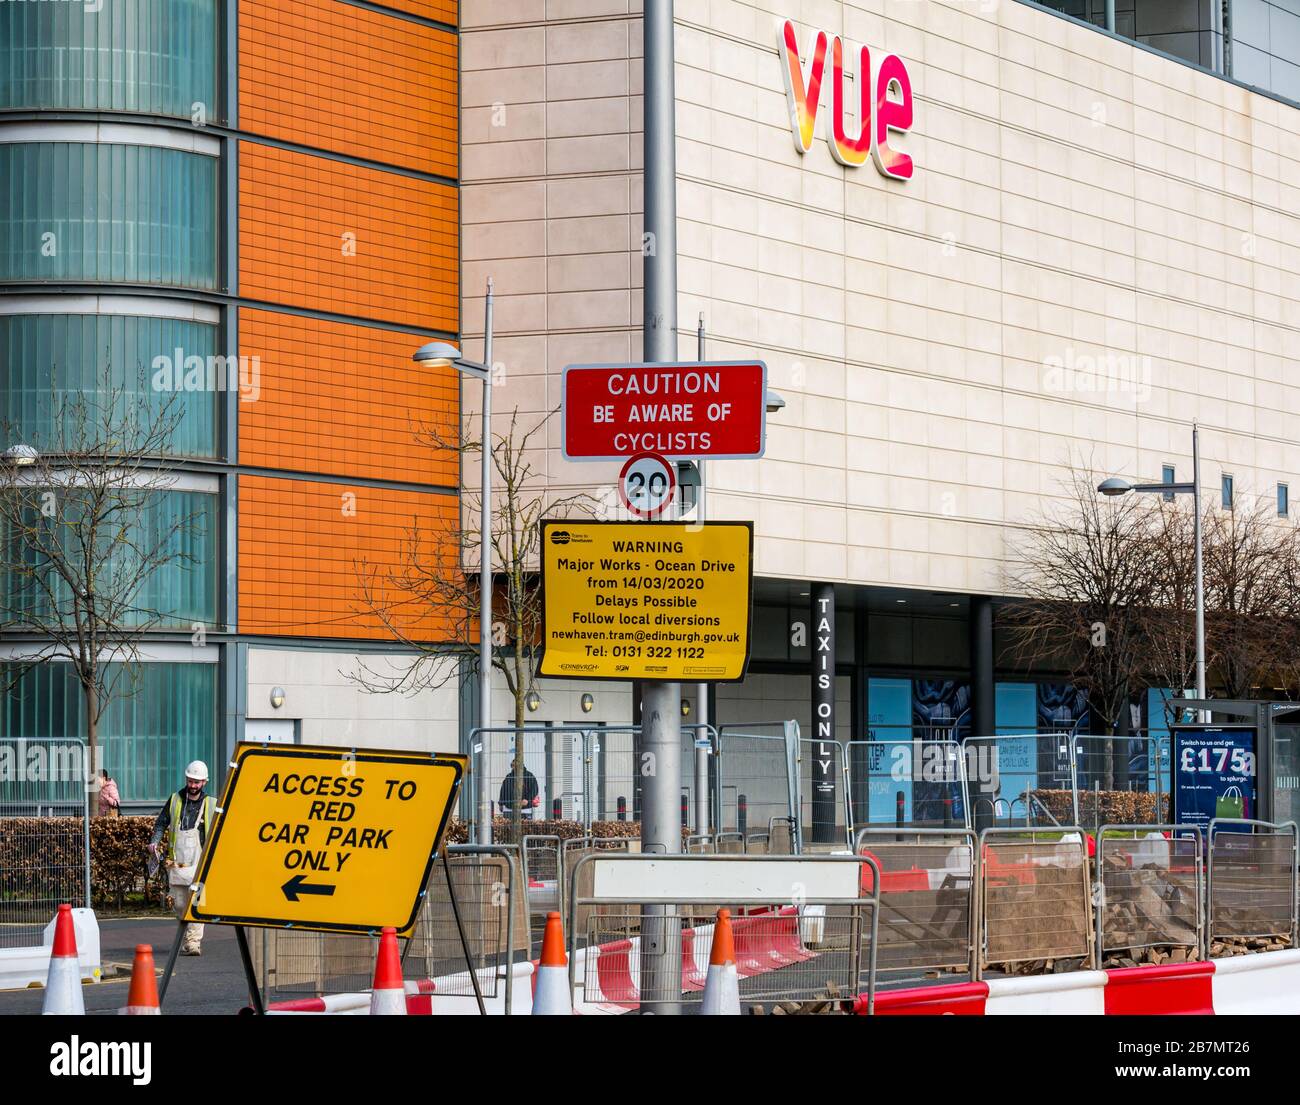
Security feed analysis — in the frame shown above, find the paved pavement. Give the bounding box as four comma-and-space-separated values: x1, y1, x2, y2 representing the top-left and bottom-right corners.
0, 917, 253, 1016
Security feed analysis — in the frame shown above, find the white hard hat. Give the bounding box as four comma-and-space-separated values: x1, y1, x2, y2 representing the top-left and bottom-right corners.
185, 760, 209, 783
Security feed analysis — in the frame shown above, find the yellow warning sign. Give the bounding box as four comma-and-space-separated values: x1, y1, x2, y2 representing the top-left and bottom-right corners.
185, 744, 464, 934
539, 520, 753, 682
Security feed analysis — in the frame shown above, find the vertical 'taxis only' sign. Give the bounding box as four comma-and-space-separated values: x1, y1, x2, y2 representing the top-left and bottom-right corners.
810, 583, 838, 844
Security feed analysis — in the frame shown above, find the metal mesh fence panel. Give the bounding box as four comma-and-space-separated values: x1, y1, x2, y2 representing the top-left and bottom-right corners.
483, 727, 559, 826
1072, 735, 1169, 832
1208, 824, 1298, 946
846, 737, 965, 832
577, 905, 861, 1011
717, 728, 794, 841
800, 738, 849, 849
856, 831, 975, 974
0, 738, 90, 947
586, 726, 638, 826
1097, 828, 1202, 957
251, 849, 526, 1001
404, 851, 526, 994
980, 831, 1093, 970
564, 836, 635, 935
966, 733, 1076, 827
521, 834, 562, 930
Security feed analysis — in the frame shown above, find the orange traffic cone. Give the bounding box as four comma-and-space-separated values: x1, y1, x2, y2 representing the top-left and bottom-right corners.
531, 911, 572, 1015
42, 904, 85, 1016
121, 945, 160, 1015
699, 908, 740, 1015
369, 927, 406, 1016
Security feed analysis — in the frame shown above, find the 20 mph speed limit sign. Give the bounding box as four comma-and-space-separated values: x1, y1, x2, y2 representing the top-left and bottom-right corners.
619, 452, 675, 518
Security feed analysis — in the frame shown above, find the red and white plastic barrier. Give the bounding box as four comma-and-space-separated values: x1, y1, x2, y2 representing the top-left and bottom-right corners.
266, 904, 819, 1015
266, 966, 533, 1016
572, 905, 814, 1014
856, 948, 1300, 1015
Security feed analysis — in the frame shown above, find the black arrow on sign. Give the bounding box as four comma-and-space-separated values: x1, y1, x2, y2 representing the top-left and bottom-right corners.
282, 874, 337, 902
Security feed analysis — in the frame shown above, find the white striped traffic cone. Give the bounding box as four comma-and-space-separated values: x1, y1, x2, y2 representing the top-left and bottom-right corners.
42, 904, 85, 1016
532, 911, 572, 1015
699, 908, 740, 1015
369, 927, 407, 1016
121, 944, 161, 1015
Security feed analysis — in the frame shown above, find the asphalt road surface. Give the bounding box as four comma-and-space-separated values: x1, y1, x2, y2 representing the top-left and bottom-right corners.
0, 917, 254, 1016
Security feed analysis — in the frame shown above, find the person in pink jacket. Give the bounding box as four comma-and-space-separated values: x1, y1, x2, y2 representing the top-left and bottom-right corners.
97, 770, 121, 817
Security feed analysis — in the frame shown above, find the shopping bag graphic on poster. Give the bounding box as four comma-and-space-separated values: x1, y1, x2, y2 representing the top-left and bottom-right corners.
1216, 785, 1246, 820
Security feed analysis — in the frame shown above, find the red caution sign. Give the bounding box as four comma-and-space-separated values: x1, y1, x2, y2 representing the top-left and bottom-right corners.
562, 361, 767, 461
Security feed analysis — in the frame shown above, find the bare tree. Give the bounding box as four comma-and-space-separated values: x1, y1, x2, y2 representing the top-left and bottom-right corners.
1139, 498, 1199, 724
1203, 499, 1292, 699
1003, 466, 1159, 784
0, 370, 202, 800
353, 406, 591, 840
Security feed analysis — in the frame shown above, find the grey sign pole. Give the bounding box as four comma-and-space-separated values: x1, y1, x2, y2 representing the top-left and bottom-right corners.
640, 0, 683, 1015
694, 313, 710, 836
479, 281, 495, 844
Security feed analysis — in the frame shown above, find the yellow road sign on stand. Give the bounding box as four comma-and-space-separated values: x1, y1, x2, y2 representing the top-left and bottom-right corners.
185, 744, 465, 934
539, 519, 753, 682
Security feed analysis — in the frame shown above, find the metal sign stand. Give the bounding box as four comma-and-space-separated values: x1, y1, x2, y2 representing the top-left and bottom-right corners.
235, 925, 265, 1014
442, 851, 487, 1015
157, 916, 186, 1008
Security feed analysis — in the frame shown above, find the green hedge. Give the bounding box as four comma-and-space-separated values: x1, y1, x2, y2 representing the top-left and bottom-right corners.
0, 815, 655, 916
1030, 789, 1169, 826
0, 815, 168, 912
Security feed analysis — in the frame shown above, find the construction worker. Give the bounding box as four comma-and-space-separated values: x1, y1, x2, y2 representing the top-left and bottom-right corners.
148, 761, 217, 955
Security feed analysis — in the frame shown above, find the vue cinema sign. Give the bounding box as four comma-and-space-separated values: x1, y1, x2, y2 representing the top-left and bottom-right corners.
778, 18, 915, 181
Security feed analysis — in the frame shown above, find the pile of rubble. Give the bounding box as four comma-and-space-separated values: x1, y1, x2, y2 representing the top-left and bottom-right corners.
1100, 855, 1199, 952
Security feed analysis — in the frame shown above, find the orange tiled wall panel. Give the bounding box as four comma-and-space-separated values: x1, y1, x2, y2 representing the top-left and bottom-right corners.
239, 474, 461, 641
375, 0, 456, 23
238, 308, 458, 485
239, 0, 457, 177
239, 142, 458, 331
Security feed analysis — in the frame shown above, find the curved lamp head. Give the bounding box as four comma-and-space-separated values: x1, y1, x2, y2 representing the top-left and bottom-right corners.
764, 390, 786, 415
1097, 477, 1133, 497
412, 341, 463, 369
2, 444, 38, 467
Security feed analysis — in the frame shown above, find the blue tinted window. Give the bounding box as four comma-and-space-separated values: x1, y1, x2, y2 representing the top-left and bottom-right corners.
1, 489, 219, 629
0, 0, 218, 119
0, 662, 218, 805
0, 143, 218, 289
0, 313, 219, 459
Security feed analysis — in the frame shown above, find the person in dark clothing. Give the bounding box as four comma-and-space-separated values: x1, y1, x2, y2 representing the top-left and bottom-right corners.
498, 764, 540, 819
148, 761, 217, 954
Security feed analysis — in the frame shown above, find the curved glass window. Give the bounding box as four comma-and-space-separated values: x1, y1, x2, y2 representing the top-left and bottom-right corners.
0, 0, 218, 119
0, 143, 218, 289
1, 313, 219, 459
0, 661, 218, 805
2, 488, 219, 630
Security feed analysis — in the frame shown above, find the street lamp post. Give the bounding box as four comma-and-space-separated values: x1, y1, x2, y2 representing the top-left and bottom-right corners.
414, 277, 495, 844
1098, 422, 1206, 717
688, 316, 788, 836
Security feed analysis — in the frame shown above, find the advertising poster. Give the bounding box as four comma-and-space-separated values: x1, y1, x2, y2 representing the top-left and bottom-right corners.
865, 677, 913, 824
912, 680, 970, 822
990, 682, 1038, 814
1038, 683, 1088, 788
1171, 726, 1258, 830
